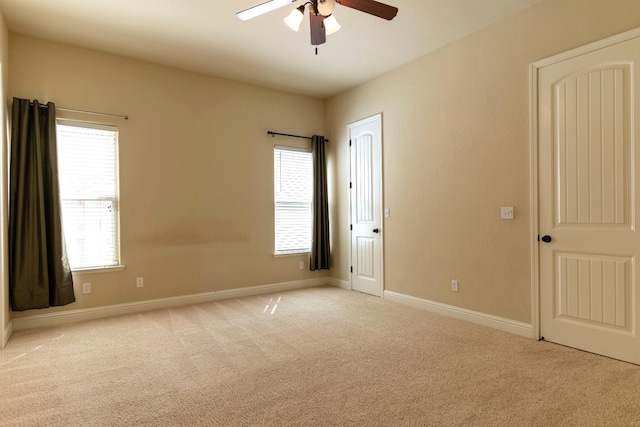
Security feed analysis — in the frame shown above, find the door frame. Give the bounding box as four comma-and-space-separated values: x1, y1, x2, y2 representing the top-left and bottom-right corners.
348, 113, 385, 296
529, 27, 640, 340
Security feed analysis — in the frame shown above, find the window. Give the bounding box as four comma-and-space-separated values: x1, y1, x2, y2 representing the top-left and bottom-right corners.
57, 120, 120, 270
274, 146, 313, 255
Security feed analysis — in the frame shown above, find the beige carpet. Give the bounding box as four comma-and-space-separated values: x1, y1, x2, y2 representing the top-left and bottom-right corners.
1, 286, 640, 426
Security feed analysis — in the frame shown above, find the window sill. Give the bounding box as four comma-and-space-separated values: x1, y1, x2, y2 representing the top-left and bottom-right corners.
71, 265, 125, 275
273, 252, 309, 258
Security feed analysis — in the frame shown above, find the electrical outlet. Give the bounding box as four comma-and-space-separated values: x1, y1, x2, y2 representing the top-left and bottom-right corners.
451, 280, 459, 292
83, 282, 91, 294
299, 261, 304, 270
136, 277, 144, 288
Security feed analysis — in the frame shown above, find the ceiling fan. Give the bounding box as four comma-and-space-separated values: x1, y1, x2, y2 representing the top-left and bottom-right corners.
237, 0, 398, 52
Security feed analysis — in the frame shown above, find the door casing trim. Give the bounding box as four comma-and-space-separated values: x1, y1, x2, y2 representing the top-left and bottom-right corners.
529, 26, 640, 340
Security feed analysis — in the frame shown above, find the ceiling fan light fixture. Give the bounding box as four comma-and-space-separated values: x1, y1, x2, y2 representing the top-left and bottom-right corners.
317, 0, 336, 17
237, 0, 399, 50
284, 5, 305, 31
323, 15, 341, 35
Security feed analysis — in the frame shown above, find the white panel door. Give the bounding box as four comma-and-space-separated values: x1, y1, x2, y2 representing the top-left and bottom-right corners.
539, 36, 640, 364
349, 114, 383, 297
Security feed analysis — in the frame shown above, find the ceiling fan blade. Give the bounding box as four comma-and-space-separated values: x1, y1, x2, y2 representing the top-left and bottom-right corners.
236, 0, 295, 21
336, 0, 398, 20
310, 12, 327, 46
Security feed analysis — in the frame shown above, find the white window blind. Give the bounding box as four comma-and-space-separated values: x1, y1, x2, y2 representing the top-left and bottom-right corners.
57, 121, 120, 270
274, 146, 312, 254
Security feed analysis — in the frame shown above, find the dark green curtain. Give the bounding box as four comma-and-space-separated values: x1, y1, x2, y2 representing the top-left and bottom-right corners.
9, 98, 75, 311
310, 135, 330, 271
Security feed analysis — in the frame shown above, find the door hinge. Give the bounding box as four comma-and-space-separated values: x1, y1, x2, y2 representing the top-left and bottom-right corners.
350, 224, 352, 231
350, 266, 353, 273
537, 235, 540, 242
349, 139, 352, 147
349, 182, 352, 189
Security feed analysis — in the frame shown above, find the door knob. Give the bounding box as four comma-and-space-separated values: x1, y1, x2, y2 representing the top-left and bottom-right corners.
373, 228, 380, 233
541, 235, 552, 243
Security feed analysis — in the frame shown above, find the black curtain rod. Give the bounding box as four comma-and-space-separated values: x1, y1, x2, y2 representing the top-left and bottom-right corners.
267, 131, 328, 142
28, 102, 129, 120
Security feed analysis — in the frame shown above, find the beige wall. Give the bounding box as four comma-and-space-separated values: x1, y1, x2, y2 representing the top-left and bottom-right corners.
0, 9, 8, 345
327, 0, 640, 323
9, 34, 327, 318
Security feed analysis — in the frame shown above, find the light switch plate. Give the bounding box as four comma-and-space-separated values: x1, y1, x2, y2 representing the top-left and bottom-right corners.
501, 207, 514, 219
384, 208, 390, 218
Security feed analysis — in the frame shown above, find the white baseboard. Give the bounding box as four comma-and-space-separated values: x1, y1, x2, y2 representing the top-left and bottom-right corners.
328, 277, 350, 290
12, 278, 332, 331
2, 320, 12, 348
384, 290, 534, 338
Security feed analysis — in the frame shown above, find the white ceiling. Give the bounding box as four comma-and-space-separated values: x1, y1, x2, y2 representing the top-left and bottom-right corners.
0, 0, 544, 98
